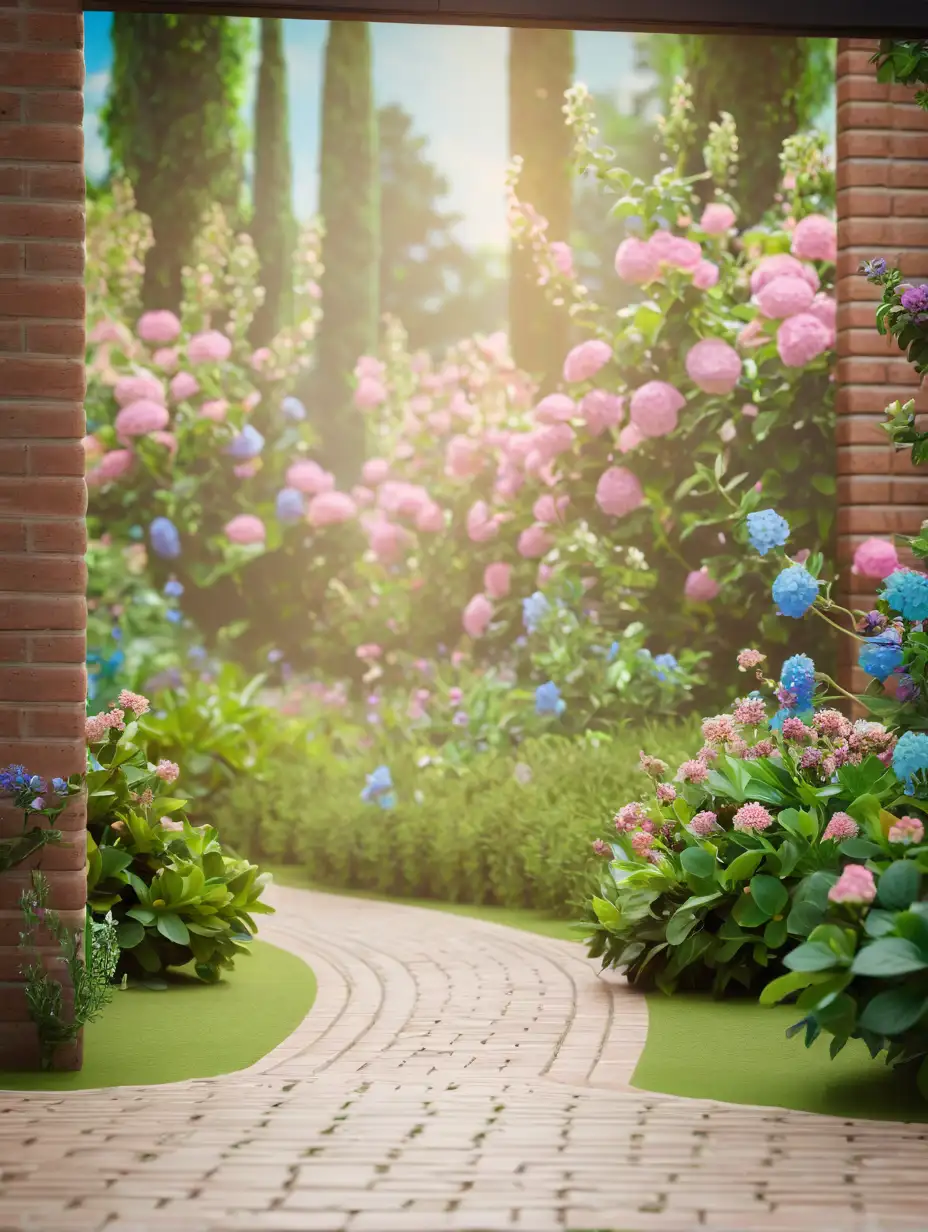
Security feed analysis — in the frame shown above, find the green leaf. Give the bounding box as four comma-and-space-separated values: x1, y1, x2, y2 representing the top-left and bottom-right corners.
877, 860, 922, 911
763, 916, 788, 949
680, 846, 716, 880
783, 942, 840, 972
723, 850, 764, 884
760, 969, 829, 1007
665, 910, 699, 946
839, 838, 885, 859
851, 937, 928, 977
591, 896, 621, 929
155, 912, 190, 946
116, 917, 145, 949
858, 986, 928, 1036
732, 893, 771, 929
750, 875, 789, 918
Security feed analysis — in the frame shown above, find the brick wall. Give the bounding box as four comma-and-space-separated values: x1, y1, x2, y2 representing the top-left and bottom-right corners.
836, 38, 928, 694
0, 0, 86, 1070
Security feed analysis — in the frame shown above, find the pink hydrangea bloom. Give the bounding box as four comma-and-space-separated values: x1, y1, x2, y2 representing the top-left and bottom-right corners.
777, 313, 832, 367
563, 339, 613, 383
369, 519, 410, 564
352, 485, 375, 507
618, 423, 643, 453
152, 347, 179, 372
115, 399, 169, 439
615, 801, 648, 832
534, 393, 576, 424
225, 514, 266, 545
853, 537, 900, 579
664, 236, 703, 270
83, 434, 104, 460
484, 562, 512, 599
462, 593, 493, 638
595, 466, 644, 518
362, 458, 390, 487
656, 783, 676, 804
781, 717, 813, 741
685, 338, 742, 395
702, 714, 737, 744
690, 810, 720, 836
428, 410, 452, 434
137, 310, 181, 344
150, 431, 177, 456
813, 709, 853, 739
756, 275, 815, 319
170, 371, 200, 402
446, 435, 484, 478
188, 330, 232, 364
415, 502, 445, 533
356, 644, 382, 660
355, 355, 385, 380
614, 237, 660, 284
580, 390, 624, 436
732, 802, 773, 832
550, 240, 574, 276
750, 253, 819, 296
517, 524, 554, 559
630, 830, 655, 857
737, 318, 767, 350
286, 459, 336, 494
114, 372, 165, 407
199, 399, 228, 423
791, 213, 837, 264
307, 491, 357, 527
466, 500, 502, 543
693, 259, 720, 290
733, 697, 767, 725
822, 812, 859, 842
87, 449, 133, 486
888, 816, 925, 845
828, 864, 877, 904
700, 202, 736, 234
629, 381, 686, 438
741, 402, 759, 418
737, 652, 765, 677
807, 292, 837, 343
90, 318, 130, 346
355, 376, 387, 409
684, 568, 720, 602
533, 493, 569, 524
155, 760, 180, 783
677, 759, 710, 784
118, 689, 150, 716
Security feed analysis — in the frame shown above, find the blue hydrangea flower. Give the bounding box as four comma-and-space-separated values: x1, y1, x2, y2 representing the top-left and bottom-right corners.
772, 564, 819, 618
361, 764, 393, 804
746, 509, 790, 557
163, 579, 184, 598
377, 792, 397, 811
0, 764, 28, 796
535, 681, 566, 717
858, 628, 904, 681
522, 591, 550, 633
607, 641, 620, 662
653, 653, 679, 682
780, 654, 816, 712
51, 777, 68, 796
166, 609, 183, 625
276, 487, 305, 523
149, 517, 181, 560
881, 570, 928, 622
225, 424, 265, 460
282, 396, 307, 422
893, 730, 928, 794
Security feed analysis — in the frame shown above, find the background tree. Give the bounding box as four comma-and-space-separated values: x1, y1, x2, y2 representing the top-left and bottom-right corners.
298, 20, 379, 484
378, 103, 505, 354
102, 14, 251, 311
250, 18, 295, 347
508, 27, 575, 388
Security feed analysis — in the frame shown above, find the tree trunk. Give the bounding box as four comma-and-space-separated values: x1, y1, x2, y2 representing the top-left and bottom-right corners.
508, 27, 574, 389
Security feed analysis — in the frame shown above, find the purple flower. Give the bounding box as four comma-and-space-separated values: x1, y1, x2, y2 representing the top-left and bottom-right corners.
452, 710, 470, 727
900, 284, 928, 318
30, 797, 45, 810
51, 777, 68, 795
898, 674, 921, 704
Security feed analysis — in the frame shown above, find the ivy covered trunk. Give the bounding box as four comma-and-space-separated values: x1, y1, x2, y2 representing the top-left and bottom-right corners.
103, 15, 250, 312
307, 20, 379, 484
508, 27, 574, 390
250, 18, 295, 347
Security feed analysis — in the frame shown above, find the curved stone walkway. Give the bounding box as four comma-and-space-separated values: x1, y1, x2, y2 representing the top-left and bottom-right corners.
2, 884, 928, 1232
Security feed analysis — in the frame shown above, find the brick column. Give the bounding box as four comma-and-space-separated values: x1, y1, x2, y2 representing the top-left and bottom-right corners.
0, 0, 86, 1070
836, 38, 928, 695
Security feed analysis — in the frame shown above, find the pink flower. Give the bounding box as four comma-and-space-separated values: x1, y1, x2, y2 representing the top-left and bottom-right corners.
355, 355, 385, 380
188, 330, 232, 364
118, 689, 150, 716
250, 347, 272, 370
822, 812, 859, 842
83, 434, 104, 460
243, 391, 261, 413
563, 339, 612, 383
700, 202, 736, 234
853, 537, 901, 579
693, 260, 720, 290
159, 816, 185, 832
807, 292, 836, 342
888, 816, 925, 845
137, 310, 181, 344
287, 460, 336, 494
629, 381, 686, 438
684, 568, 720, 602
115, 399, 169, 439
534, 393, 576, 424
690, 810, 720, 837
756, 275, 815, 319
114, 372, 165, 407
737, 318, 767, 350
415, 502, 445, 533
225, 514, 265, 545
580, 390, 624, 436
445, 435, 483, 478
791, 213, 837, 264
155, 759, 180, 783
656, 783, 676, 804
352, 485, 374, 507
152, 347, 179, 372
777, 313, 832, 367
685, 338, 742, 395
355, 376, 387, 409
533, 493, 569, 525
87, 449, 133, 486
462, 593, 493, 638
665, 236, 703, 270
630, 830, 655, 857
370, 519, 410, 564
614, 237, 660, 284
781, 717, 813, 741
733, 697, 767, 725
677, 759, 710, 785
199, 399, 228, 422
428, 410, 452, 434
732, 802, 773, 832
828, 864, 877, 904
813, 709, 853, 739
750, 253, 819, 296
550, 240, 574, 276
484, 562, 512, 599
151, 431, 178, 456
741, 403, 759, 418
466, 500, 502, 543
170, 371, 200, 402
595, 466, 644, 518
356, 644, 382, 660
517, 524, 554, 559
737, 649, 766, 671
90, 318, 130, 346
702, 714, 737, 744
307, 491, 357, 527
618, 423, 643, 453
362, 458, 390, 487
449, 686, 463, 704
234, 460, 259, 479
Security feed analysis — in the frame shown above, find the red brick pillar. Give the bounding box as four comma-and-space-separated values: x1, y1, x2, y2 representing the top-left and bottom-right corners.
0, 0, 86, 1070
836, 38, 928, 695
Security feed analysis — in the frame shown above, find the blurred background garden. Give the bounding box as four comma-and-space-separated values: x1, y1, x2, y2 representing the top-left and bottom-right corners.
82, 15, 850, 916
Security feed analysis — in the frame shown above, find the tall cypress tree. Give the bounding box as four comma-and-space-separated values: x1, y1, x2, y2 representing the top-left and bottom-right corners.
508, 27, 574, 388
250, 18, 295, 346
103, 14, 250, 311
305, 20, 379, 484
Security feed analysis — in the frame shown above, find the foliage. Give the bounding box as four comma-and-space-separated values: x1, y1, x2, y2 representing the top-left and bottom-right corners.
0, 766, 71, 873
872, 40, 928, 110
867, 258, 928, 377
102, 14, 252, 310
19, 873, 120, 1070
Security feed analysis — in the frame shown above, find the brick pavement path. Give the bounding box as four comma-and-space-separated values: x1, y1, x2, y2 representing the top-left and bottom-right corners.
2, 884, 928, 1232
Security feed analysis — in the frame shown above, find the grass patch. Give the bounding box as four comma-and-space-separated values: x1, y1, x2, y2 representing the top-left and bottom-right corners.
634, 990, 928, 1123
0, 939, 315, 1091
267, 864, 583, 943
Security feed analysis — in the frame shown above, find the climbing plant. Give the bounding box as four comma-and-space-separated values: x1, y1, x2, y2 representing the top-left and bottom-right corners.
871, 39, 928, 110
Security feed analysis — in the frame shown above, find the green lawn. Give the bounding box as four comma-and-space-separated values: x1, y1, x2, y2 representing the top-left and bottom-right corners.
0, 939, 316, 1091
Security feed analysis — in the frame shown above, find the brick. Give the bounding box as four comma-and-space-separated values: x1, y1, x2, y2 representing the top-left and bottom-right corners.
27, 163, 84, 201
0, 665, 86, 703
0, 402, 85, 438
0, 441, 27, 473
838, 506, 926, 535
0, 11, 18, 42
0, 553, 86, 591
24, 702, 86, 739
0, 738, 84, 778
0, 123, 82, 164
24, 242, 84, 276
0, 320, 22, 351
23, 90, 83, 125
0, 241, 22, 272
0, 632, 27, 661
0, 50, 82, 90
0, 88, 21, 121
26, 321, 84, 353
23, 12, 83, 47
0, 475, 86, 517
0, 276, 84, 317
0, 166, 25, 198
0, 200, 83, 240
836, 187, 892, 219
28, 518, 86, 554
0, 357, 84, 398
29, 632, 85, 663
0, 520, 25, 552
0, 594, 85, 632
24, 439, 85, 475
